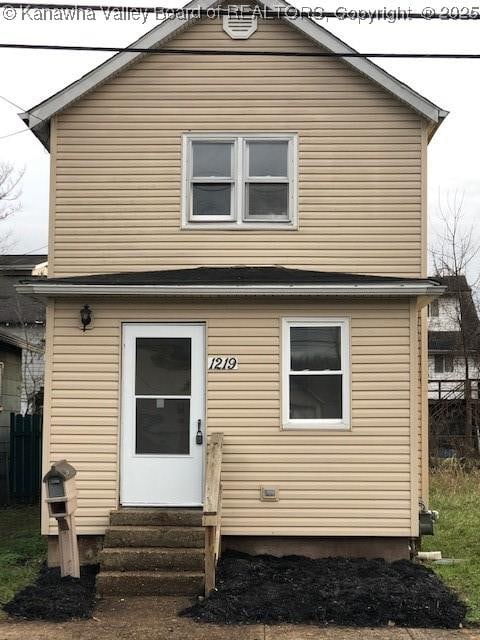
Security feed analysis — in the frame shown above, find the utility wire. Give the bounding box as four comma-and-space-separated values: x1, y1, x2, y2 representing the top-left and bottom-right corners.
0, 94, 42, 122
1, 43, 480, 57
0, 39, 478, 140
1, 2, 480, 19
0, 128, 32, 140
0, 95, 44, 141
0, 94, 27, 112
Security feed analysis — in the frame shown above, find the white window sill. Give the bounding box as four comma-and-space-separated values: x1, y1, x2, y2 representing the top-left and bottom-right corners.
181, 222, 298, 231
282, 421, 351, 431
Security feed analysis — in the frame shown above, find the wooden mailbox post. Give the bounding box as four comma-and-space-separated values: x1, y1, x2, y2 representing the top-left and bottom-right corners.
43, 460, 80, 578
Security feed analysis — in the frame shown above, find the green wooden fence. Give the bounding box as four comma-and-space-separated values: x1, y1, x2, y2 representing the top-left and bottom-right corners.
9, 413, 43, 503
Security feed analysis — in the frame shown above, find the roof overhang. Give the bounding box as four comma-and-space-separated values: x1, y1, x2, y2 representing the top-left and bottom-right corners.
20, 0, 448, 149
16, 282, 446, 298
0, 328, 44, 353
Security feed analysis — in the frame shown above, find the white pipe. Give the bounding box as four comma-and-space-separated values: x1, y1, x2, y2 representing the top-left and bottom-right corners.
417, 551, 442, 561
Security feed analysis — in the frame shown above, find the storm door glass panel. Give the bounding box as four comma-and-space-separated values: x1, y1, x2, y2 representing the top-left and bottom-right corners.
135, 338, 192, 455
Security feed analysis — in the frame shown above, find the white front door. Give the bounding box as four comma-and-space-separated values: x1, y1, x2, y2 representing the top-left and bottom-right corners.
121, 323, 205, 506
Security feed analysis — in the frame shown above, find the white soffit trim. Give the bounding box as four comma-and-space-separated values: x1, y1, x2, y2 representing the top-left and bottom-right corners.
16, 283, 446, 297
21, 0, 447, 148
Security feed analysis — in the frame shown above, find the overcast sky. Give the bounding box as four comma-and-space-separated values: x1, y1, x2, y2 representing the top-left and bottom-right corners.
1, 1, 479, 271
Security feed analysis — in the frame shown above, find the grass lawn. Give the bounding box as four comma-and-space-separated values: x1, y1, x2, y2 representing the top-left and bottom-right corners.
424, 467, 480, 625
0, 505, 46, 620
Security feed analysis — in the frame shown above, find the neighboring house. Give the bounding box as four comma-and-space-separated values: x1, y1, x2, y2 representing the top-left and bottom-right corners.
18, 0, 447, 594
0, 254, 47, 501
0, 333, 22, 503
428, 276, 480, 400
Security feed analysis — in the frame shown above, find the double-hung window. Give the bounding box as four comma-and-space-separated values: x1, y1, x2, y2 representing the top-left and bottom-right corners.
183, 134, 296, 226
283, 319, 350, 429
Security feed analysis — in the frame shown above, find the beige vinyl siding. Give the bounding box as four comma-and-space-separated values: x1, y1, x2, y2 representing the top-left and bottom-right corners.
44, 297, 415, 537
51, 17, 424, 278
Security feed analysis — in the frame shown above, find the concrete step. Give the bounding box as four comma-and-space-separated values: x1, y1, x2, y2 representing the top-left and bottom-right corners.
110, 508, 202, 528
97, 571, 204, 596
100, 547, 204, 572
104, 525, 205, 549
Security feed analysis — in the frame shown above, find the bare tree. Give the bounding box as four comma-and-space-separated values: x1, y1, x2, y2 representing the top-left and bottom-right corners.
0, 162, 23, 252
12, 297, 45, 415
431, 191, 480, 454
0, 162, 22, 222
0, 163, 44, 414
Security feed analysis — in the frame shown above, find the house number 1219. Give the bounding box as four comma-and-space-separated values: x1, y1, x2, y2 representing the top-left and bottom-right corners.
208, 356, 238, 371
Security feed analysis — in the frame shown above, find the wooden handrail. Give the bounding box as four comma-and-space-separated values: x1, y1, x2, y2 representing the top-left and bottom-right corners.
203, 432, 224, 596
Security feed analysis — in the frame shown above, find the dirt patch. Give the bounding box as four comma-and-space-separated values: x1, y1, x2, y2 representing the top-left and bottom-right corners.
181, 551, 467, 629
3, 564, 98, 622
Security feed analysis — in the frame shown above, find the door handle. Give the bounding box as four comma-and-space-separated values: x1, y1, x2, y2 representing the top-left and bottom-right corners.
196, 419, 203, 445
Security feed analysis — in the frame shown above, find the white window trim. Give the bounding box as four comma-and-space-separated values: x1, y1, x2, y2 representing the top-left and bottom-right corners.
282, 317, 351, 430
181, 132, 298, 229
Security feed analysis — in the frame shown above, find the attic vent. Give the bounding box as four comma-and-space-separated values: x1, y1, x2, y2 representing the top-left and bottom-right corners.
223, 8, 257, 39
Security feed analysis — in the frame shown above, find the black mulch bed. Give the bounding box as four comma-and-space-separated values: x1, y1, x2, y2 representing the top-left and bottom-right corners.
181, 551, 467, 629
4, 564, 98, 622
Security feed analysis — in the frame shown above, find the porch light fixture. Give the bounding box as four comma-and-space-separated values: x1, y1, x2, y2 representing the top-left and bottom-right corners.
80, 304, 92, 332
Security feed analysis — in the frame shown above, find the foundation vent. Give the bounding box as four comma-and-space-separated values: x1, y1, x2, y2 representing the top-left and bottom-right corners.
223, 8, 258, 39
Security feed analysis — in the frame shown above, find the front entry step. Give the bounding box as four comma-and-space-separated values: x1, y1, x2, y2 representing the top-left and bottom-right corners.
109, 508, 202, 527
97, 508, 205, 597
105, 525, 204, 548
101, 547, 204, 572
97, 571, 204, 596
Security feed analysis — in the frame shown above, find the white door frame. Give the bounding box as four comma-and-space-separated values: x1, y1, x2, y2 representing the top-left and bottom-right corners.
120, 322, 205, 507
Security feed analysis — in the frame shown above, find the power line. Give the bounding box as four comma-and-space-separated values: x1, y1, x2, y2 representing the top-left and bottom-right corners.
1, 2, 480, 19
0, 94, 27, 112
0, 96, 46, 140
6, 246, 49, 260
1, 43, 480, 58
0, 95, 43, 122
0, 128, 31, 140
0, 40, 477, 140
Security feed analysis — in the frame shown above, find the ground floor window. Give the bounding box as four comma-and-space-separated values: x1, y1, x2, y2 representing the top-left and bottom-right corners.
282, 318, 350, 429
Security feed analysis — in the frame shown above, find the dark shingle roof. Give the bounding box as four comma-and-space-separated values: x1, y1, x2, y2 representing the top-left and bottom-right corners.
435, 275, 471, 293
28, 266, 440, 288
0, 254, 47, 269
429, 331, 464, 352
0, 254, 47, 324
430, 275, 479, 349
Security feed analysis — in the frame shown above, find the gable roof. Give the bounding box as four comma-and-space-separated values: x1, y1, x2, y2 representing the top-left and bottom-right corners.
430, 275, 480, 346
20, 0, 448, 149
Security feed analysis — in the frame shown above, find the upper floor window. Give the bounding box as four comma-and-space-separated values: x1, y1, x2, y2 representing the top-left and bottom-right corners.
434, 354, 454, 374
182, 134, 297, 227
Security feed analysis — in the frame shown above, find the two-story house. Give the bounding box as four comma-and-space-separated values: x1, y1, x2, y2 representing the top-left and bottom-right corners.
428, 275, 479, 457
0, 254, 46, 502
428, 275, 480, 400
18, 0, 447, 596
